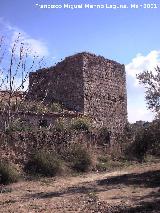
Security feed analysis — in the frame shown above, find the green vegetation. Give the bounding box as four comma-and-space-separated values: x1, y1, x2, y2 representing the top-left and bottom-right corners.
53, 118, 70, 132
50, 102, 63, 113
96, 156, 131, 172
67, 143, 92, 172
5, 118, 32, 132
137, 66, 160, 114
25, 150, 62, 177
15, 100, 63, 113
0, 99, 64, 114
126, 120, 160, 161
0, 103, 159, 182
70, 117, 91, 132
97, 127, 110, 145
0, 161, 19, 184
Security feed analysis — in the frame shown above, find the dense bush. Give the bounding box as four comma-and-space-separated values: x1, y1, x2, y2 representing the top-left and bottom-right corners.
0, 161, 19, 184
5, 118, 32, 132
25, 150, 61, 177
50, 102, 62, 112
125, 128, 148, 161
125, 119, 160, 161
147, 119, 160, 156
53, 118, 70, 133
70, 118, 90, 132
97, 127, 111, 145
67, 143, 92, 172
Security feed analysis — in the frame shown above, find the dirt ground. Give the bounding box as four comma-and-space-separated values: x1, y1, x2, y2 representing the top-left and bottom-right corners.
0, 162, 160, 213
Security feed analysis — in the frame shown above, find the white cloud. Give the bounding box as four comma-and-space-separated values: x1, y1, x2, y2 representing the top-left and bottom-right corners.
126, 50, 160, 86
126, 50, 160, 122
128, 105, 154, 123
0, 17, 49, 57
11, 31, 49, 57
0, 18, 50, 91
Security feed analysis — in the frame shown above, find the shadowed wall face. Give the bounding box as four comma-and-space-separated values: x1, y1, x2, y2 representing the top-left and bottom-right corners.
28, 54, 84, 112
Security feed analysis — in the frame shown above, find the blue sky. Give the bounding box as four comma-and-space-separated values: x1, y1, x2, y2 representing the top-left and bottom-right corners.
1, 0, 160, 122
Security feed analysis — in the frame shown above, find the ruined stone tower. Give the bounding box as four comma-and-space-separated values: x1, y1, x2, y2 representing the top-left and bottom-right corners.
28, 52, 127, 133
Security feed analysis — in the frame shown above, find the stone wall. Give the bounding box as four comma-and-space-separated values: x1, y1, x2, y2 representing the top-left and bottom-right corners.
82, 53, 127, 133
28, 54, 84, 111
27, 52, 127, 135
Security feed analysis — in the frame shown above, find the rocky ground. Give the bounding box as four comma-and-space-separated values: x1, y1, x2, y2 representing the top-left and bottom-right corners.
0, 162, 160, 213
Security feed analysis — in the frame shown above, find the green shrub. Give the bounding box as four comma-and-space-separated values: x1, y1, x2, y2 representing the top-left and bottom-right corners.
50, 102, 62, 112
96, 162, 108, 172
125, 119, 160, 161
98, 127, 111, 145
25, 150, 61, 177
53, 118, 69, 132
71, 118, 90, 132
0, 161, 19, 184
148, 119, 160, 156
5, 118, 32, 132
68, 144, 91, 172
98, 156, 109, 163
125, 127, 148, 162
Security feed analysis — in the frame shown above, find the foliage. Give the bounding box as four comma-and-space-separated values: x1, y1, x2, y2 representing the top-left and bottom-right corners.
97, 127, 111, 145
125, 119, 160, 161
0, 161, 19, 184
70, 117, 91, 132
126, 127, 149, 161
50, 102, 63, 112
67, 143, 92, 172
96, 162, 108, 172
5, 118, 31, 132
52, 118, 70, 132
0, 99, 64, 114
0, 34, 46, 129
12, 100, 50, 113
147, 119, 160, 155
96, 156, 130, 171
98, 156, 109, 163
96, 161, 123, 172
24, 150, 61, 177
137, 66, 160, 113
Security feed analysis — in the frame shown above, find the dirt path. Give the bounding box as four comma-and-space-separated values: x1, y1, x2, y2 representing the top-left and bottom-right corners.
0, 162, 160, 212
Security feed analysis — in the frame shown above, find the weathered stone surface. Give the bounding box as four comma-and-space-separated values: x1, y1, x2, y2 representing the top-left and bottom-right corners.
27, 52, 127, 134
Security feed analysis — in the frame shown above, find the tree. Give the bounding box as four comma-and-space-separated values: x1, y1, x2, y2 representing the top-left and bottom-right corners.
0, 33, 45, 129
137, 66, 160, 115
